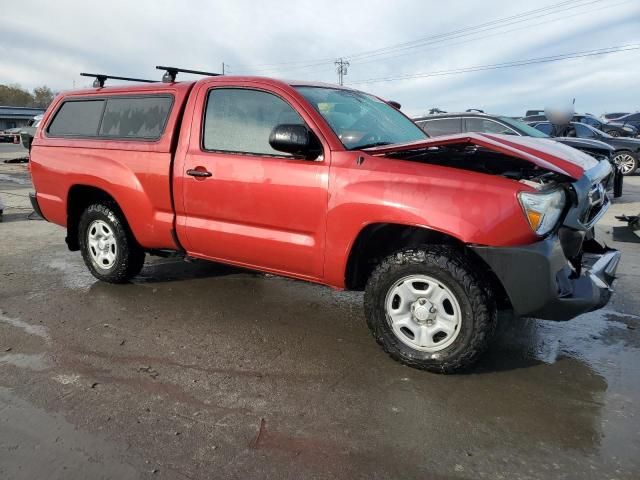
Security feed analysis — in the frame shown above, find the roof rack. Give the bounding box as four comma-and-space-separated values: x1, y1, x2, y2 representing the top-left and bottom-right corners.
156, 66, 222, 83
80, 72, 155, 88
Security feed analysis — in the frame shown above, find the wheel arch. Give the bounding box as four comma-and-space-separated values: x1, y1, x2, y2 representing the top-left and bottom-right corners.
344, 222, 511, 308
66, 185, 128, 251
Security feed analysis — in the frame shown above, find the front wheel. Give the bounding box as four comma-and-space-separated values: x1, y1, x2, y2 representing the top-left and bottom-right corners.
79, 202, 145, 283
613, 151, 638, 176
364, 247, 496, 373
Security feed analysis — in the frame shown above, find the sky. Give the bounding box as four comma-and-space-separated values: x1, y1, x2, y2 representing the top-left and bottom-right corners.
1, 0, 639, 117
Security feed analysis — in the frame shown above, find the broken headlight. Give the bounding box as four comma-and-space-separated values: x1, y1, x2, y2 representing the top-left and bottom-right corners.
518, 188, 566, 236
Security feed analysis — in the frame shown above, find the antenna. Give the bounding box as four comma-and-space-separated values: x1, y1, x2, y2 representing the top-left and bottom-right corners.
80, 73, 155, 88
156, 66, 222, 83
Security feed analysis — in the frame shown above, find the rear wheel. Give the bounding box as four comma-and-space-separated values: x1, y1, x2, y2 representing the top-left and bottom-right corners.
613, 151, 638, 176
79, 203, 145, 283
364, 246, 496, 373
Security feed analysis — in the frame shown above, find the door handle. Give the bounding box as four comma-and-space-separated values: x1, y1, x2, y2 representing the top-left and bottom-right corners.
186, 168, 212, 178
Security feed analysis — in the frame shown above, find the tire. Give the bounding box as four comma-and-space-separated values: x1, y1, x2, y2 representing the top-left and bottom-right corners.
613, 151, 638, 176
364, 246, 496, 373
78, 202, 145, 283
608, 130, 620, 137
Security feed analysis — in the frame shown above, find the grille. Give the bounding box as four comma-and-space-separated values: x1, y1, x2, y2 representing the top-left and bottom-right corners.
583, 181, 608, 225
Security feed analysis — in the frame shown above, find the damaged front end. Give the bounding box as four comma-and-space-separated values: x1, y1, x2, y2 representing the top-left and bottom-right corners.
367, 133, 620, 320
470, 157, 620, 320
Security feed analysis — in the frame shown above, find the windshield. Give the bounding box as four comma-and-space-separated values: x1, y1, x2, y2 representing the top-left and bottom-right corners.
498, 116, 549, 138
295, 86, 427, 150
584, 123, 613, 139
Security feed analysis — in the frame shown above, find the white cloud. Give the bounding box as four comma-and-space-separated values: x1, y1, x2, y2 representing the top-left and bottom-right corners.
0, 0, 638, 115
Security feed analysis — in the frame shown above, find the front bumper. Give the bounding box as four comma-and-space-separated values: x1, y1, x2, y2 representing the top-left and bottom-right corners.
471, 234, 620, 321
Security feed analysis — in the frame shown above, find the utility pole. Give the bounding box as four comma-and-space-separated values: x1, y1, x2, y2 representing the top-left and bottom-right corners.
335, 58, 350, 86
221, 62, 229, 75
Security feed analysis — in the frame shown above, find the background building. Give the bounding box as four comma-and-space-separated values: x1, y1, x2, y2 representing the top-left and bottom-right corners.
0, 106, 45, 130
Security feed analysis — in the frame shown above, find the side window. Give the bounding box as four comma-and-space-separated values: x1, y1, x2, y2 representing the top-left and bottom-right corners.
581, 117, 600, 128
418, 118, 462, 137
203, 88, 304, 156
533, 123, 553, 135
465, 118, 516, 135
99, 97, 172, 139
574, 123, 596, 138
48, 100, 105, 136
48, 96, 173, 139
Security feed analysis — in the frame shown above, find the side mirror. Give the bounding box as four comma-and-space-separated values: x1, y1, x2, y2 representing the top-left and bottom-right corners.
387, 100, 401, 110
20, 132, 34, 151
269, 124, 321, 159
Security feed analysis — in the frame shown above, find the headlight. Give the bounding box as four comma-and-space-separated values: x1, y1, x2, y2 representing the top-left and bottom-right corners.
623, 126, 634, 132
518, 188, 566, 236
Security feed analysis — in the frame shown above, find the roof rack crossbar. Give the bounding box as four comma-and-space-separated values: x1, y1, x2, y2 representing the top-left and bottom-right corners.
156, 66, 222, 83
80, 72, 155, 88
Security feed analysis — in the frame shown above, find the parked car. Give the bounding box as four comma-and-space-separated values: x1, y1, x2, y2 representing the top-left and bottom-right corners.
19, 114, 44, 139
0, 127, 23, 143
574, 114, 638, 138
414, 112, 622, 196
601, 112, 630, 122
613, 112, 640, 132
522, 113, 638, 137
529, 121, 640, 175
29, 76, 620, 373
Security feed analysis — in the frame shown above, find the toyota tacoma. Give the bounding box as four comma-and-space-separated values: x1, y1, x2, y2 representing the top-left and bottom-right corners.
28, 73, 620, 373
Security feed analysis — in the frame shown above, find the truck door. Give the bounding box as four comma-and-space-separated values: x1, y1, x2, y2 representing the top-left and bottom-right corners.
178, 86, 329, 280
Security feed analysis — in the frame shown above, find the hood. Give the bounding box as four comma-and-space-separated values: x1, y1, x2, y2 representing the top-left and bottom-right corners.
607, 121, 638, 131
555, 137, 615, 154
364, 133, 595, 179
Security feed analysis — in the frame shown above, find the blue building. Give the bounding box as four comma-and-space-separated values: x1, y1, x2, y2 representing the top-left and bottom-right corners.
0, 106, 45, 130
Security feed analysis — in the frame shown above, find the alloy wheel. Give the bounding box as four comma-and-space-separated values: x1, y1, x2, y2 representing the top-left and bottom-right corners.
615, 153, 637, 175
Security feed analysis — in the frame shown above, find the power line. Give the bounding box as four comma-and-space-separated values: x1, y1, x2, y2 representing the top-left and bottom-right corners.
344, 0, 604, 62
235, 0, 603, 71
347, 44, 640, 85
348, 0, 632, 69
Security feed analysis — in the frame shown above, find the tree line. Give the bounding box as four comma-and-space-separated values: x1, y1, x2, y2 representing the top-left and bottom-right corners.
0, 84, 56, 109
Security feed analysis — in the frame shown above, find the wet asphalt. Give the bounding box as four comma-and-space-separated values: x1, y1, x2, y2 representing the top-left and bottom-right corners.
1, 147, 639, 479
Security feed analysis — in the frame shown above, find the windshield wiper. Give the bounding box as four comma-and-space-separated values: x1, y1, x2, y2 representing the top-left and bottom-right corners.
353, 141, 393, 150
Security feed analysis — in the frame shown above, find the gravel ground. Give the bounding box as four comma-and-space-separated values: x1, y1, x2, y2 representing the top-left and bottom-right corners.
1, 153, 639, 480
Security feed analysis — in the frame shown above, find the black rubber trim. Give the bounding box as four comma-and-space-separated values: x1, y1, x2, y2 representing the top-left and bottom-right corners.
29, 192, 45, 220
470, 235, 618, 321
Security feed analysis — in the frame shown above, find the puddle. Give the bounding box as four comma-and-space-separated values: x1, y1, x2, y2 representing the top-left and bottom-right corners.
0, 386, 142, 479
488, 308, 638, 369
44, 256, 94, 291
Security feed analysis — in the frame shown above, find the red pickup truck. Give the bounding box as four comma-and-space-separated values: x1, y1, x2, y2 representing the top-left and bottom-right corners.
29, 75, 620, 372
